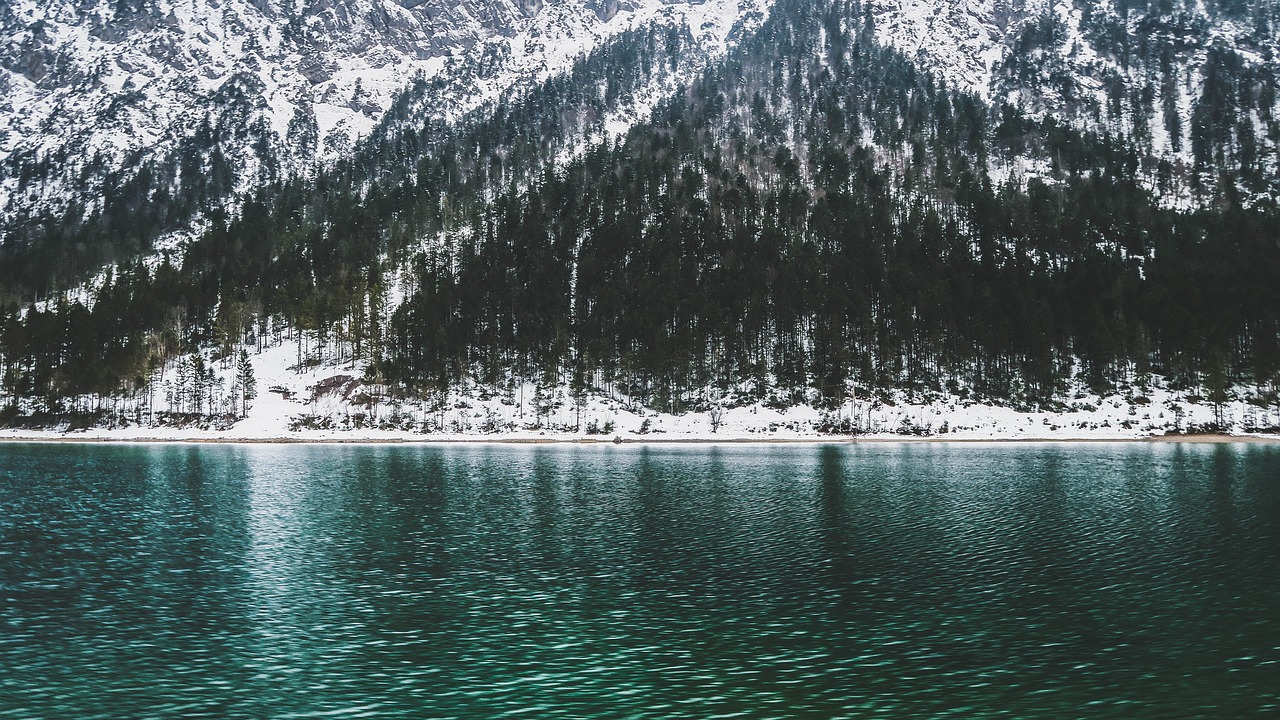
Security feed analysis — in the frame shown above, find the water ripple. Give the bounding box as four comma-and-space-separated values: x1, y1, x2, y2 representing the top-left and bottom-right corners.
1, 443, 1278, 717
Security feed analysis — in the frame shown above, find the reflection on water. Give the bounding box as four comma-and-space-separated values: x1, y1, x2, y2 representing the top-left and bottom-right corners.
2, 442, 1279, 718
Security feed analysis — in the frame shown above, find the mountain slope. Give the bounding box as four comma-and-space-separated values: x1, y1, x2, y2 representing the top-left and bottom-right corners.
0, 0, 768, 296
0, 0, 766, 217
868, 0, 1280, 203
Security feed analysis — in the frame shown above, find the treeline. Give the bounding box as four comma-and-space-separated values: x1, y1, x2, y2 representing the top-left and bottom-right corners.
384, 0, 1280, 409
1, 0, 1278, 422
0, 71, 297, 297
384, 115, 1280, 413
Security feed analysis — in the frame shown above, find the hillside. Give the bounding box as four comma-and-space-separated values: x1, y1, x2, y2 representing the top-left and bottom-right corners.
1, 0, 765, 286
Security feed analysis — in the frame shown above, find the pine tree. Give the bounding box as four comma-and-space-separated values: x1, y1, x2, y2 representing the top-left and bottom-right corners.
174, 355, 190, 414
236, 348, 257, 418
1204, 349, 1230, 429
190, 353, 207, 415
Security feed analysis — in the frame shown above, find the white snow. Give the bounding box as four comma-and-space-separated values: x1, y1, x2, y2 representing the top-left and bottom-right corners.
3, 335, 1275, 444
1, 0, 770, 215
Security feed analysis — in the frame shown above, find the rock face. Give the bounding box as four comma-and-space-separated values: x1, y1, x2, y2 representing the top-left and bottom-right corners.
2, 0, 1276, 221
868, 0, 1280, 169
866, 0, 1013, 96
0, 0, 760, 214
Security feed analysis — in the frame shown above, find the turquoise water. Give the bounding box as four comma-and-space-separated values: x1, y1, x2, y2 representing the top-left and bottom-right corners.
1, 442, 1278, 718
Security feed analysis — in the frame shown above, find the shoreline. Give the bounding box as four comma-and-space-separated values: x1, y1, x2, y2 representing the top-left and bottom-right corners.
5, 343, 1269, 450
1, 432, 1277, 446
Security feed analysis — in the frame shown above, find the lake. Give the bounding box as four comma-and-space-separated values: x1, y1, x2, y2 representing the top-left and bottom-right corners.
1, 442, 1278, 718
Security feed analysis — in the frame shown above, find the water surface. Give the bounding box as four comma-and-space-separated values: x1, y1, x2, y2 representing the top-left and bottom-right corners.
1, 442, 1278, 718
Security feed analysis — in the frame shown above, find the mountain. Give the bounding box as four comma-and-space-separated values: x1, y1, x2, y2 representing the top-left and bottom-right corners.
5, 0, 1276, 277
1, 0, 765, 221
1, 0, 1278, 437
869, 0, 1280, 203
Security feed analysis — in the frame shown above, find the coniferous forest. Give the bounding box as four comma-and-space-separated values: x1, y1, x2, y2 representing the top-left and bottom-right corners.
1, 0, 1278, 430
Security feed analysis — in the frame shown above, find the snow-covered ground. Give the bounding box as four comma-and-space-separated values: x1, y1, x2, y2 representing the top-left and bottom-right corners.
3, 340, 1276, 444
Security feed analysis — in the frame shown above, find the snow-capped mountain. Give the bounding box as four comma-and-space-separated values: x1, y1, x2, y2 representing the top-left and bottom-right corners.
0, 0, 766, 216
868, 0, 1280, 187
5, 0, 1276, 225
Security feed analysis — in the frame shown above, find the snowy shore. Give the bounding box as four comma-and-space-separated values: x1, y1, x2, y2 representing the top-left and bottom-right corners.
3, 342, 1278, 445
3, 433, 1278, 444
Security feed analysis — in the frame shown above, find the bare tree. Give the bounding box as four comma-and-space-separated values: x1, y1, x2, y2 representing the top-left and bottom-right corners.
708, 388, 725, 433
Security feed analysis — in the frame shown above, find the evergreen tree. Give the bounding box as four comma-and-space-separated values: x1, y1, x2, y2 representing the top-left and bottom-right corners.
236, 348, 257, 418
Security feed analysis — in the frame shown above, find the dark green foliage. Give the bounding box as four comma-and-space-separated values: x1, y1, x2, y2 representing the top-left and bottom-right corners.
235, 347, 256, 418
